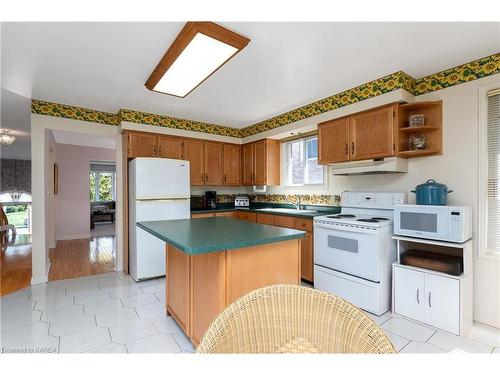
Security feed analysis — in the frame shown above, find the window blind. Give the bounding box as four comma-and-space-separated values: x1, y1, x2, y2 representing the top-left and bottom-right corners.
90, 163, 116, 172
487, 89, 500, 253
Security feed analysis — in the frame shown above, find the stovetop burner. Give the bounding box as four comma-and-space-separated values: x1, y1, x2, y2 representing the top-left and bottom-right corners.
357, 218, 380, 223
327, 214, 356, 218
371, 217, 390, 221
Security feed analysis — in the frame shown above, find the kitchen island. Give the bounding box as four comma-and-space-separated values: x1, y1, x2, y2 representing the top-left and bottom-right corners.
137, 217, 305, 346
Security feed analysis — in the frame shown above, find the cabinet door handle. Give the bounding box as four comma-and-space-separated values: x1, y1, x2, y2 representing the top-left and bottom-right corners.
428, 292, 432, 308
351, 142, 355, 155
201, 173, 204, 183
416, 289, 420, 304
224, 174, 227, 183
345, 143, 348, 155
158, 145, 162, 155
205, 173, 208, 183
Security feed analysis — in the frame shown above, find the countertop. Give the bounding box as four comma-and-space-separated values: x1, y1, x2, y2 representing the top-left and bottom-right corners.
190, 204, 341, 219
137, 217, 306, 255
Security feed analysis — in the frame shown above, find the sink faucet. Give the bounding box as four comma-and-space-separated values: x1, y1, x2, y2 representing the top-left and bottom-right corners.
285, 195, 302, 210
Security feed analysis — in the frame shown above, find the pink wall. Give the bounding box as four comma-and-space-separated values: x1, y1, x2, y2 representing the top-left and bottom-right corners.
55, 144, 115, 240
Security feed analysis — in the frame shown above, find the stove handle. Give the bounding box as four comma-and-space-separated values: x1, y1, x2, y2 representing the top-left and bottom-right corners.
416, 288, 420, 304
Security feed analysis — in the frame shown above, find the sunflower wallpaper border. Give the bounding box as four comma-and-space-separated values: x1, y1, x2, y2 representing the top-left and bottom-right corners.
118, 109, 241, 138
31, 100, 118, 126
32, 52, 500, 138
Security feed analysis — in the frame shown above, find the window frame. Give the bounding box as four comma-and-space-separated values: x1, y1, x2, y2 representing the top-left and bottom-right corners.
478, 83, 500, 262
284, 135, 326, 188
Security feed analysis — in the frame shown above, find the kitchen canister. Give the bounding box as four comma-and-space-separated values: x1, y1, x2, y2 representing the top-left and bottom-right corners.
411, 179, 453, 205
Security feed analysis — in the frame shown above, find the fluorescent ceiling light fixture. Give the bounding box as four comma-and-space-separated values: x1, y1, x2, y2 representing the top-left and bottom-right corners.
145, 22, 250, 98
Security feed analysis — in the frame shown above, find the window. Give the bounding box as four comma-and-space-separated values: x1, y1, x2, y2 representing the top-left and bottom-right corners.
286, 136, 324, 186
485, 88, 500, 255
89, 163, 116, 202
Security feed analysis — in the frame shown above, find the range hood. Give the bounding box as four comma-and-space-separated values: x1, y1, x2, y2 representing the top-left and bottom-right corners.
332, 157, 408, 176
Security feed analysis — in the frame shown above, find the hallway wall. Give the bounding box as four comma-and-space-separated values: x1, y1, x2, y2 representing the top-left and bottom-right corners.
55, 144, 115, 240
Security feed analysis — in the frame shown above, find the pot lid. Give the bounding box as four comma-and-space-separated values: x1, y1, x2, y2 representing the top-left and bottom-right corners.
416, 179, 448, 189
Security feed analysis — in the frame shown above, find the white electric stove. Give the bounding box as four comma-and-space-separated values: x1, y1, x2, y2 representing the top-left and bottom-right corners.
313, 191, 406, 315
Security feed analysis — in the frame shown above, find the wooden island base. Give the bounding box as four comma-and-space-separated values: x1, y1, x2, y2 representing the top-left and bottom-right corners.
165, 238, 301, 347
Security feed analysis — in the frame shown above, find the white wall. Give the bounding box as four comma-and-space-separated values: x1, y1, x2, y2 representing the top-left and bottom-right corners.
55, 144, 115, 240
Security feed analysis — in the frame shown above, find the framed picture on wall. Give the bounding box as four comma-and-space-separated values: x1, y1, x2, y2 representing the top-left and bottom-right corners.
54, 163, 58, 195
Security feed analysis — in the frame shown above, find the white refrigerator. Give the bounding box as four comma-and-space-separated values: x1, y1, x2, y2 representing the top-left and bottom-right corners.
129, 157, 190, 281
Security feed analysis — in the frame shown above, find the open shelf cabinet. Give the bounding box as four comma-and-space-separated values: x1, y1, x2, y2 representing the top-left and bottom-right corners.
397, 101, 443, 158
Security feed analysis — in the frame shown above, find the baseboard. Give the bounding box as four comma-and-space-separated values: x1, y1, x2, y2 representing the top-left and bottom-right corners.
56, 234, 90, 241
474, 312, 500, 329
31, 275, 48, 285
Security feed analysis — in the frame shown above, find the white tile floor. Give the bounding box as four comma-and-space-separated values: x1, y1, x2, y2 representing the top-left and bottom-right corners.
1, 271, 499, 354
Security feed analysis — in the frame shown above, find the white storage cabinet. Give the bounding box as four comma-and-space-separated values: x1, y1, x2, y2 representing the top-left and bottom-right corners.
392, 236, 473, 336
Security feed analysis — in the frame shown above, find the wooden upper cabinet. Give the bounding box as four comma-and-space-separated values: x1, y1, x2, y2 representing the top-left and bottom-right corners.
242, 139, 280, 186
157, 135, 183, 159
263, 139, 280, 186
204, 142, 224, 185
183, 139, 205, 186
253, 140, 267, 185
318, 117, 350, 164
242, 143, 254, 185
127, 132, 157, 158
318, 103, 399, 164
223, 144, 241, 185
349, 104, 396, 160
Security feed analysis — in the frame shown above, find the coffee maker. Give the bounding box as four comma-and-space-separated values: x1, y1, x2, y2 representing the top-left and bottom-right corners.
205, 191, 218, 209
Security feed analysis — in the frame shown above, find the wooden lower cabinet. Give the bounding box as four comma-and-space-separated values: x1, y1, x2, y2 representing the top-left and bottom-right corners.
255, 214, 314, 283
256, 213, 274, 225
299, 232, 313, 282
273, 215, 295, 229
166, 239, 300, 347
294, 217, 314, 282
191, 213, 215, 218
190, 252, 226, 345
166, 245, 191, 333
215, 211, 235, 218
234, 211, 256, 222
191, 211, 235, 219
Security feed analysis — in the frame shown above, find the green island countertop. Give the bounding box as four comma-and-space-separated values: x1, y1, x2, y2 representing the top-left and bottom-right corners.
137, 217, 306, 255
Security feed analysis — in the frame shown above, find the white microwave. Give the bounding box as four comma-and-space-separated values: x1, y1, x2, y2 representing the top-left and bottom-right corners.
393, 204, 472, 243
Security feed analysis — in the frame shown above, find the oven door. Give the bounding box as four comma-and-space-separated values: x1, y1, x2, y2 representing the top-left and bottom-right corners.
394, 206, 449, 241
314, 224, 381, 282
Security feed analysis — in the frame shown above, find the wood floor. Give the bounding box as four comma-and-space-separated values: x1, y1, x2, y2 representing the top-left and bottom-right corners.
0, 234, 32, 296
48, 236, 116, 281
0, 234, 116, 296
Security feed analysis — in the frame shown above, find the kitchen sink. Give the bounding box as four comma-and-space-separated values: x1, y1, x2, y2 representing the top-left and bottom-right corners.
255, 208, 316, 214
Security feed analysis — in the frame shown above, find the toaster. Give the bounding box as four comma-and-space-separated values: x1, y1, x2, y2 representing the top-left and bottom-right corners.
234, 196, 250, 209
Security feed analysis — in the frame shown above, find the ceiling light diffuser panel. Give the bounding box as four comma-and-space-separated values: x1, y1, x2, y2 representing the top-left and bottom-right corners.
145, 22, 250, 98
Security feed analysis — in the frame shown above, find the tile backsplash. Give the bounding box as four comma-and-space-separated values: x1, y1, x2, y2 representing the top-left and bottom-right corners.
216, 193, 340, 206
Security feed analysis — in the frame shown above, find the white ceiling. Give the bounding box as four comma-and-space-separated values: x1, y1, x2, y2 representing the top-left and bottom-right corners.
0, 88, 31, 160
52, 129, 116, 149
2, 22, 499, 128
